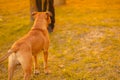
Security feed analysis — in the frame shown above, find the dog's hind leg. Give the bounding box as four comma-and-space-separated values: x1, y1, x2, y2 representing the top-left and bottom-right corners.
23, 66, 32, 80
33, 55, 40, 75
17, 52, 33, 80
8, 53, 17, 80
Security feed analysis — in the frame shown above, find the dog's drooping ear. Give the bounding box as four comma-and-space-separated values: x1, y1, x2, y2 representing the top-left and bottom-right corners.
32, 12, 37, 16
32, 12, 38, 19
46, 11, 52, 24
46, 11, 52, 17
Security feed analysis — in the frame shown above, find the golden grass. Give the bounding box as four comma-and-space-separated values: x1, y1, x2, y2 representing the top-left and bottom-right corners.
0, 0, 120, 80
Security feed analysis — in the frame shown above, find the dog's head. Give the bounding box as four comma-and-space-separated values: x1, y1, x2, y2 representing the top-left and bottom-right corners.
32, 12, 52, 25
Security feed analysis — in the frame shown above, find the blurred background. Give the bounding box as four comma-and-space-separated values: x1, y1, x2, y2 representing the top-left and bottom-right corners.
0, 0, 120, 80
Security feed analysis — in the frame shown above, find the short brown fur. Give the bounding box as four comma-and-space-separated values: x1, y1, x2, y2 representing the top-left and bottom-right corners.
0, 12, 51, 80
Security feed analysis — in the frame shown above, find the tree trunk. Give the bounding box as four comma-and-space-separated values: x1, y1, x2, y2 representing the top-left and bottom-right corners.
54, 0, 66, 6
30, 0, 66, 21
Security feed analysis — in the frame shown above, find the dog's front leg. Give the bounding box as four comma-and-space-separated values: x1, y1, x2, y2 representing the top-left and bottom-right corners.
43, 50, 50, 74
33, 55, 40, 75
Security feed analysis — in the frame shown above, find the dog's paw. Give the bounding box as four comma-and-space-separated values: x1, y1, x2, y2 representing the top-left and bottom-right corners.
34, 70, 40, 75
44, 69, 51, 75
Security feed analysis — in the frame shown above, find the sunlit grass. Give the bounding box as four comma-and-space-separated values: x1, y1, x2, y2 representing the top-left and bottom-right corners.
0, 0, 120, 80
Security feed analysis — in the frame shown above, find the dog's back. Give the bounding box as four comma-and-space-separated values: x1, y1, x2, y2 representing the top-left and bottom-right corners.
11, 27, 48, 56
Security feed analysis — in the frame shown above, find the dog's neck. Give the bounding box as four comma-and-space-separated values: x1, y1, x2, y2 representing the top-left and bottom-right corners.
31, 17, 49, 37
32, 17, 48, 31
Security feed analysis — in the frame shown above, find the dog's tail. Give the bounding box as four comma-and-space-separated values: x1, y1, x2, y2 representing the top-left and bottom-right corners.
0, 50, 13, 63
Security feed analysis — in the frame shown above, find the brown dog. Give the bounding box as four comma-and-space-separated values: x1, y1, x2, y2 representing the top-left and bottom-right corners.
0, 12, 51, 80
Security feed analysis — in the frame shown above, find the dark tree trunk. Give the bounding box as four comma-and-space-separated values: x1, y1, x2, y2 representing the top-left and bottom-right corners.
30, 0, 55, 32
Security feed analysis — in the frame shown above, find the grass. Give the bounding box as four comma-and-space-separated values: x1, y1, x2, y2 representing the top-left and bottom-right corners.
0, 0, 120, 80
